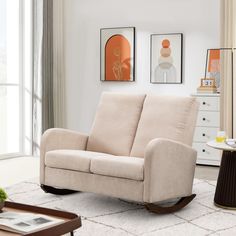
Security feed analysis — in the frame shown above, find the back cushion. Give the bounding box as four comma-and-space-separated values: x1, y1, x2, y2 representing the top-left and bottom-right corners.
130, 95, 197, 158
87, 93, 146, 156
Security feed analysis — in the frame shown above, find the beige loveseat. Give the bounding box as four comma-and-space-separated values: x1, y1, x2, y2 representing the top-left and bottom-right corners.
40, 93, 199, 213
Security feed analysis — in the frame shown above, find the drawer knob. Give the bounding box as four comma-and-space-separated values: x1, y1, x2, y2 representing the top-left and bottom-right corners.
202, 149, 206, 152
202, 133, 206, 137
202, 118, 206, 121
202, 102, 206, 105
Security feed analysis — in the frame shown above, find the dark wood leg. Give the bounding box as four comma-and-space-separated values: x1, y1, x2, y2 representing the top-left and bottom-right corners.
145, 194, 196, 214
70, 231, 74, 236
41, 184, 77, 195
214, 151, 236, 208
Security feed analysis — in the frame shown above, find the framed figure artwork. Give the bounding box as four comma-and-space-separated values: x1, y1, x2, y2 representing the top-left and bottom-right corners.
100, 27, 135, 82
150, 33, 183, 84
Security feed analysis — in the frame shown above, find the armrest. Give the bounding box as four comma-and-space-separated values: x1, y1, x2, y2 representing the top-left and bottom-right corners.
40, 128, 88, 184
143, 138, 197, 203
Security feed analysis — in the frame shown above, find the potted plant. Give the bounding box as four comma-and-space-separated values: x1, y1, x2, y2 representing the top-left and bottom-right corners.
0, 188, 7, 211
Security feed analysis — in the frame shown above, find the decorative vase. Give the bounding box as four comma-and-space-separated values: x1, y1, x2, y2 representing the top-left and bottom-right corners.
0, 201, 5, 211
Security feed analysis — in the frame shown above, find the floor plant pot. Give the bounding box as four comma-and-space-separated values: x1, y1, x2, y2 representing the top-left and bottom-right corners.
0, 201, 5, 211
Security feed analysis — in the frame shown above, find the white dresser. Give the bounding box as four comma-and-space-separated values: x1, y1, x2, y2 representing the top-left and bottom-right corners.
192, 94, 221, 166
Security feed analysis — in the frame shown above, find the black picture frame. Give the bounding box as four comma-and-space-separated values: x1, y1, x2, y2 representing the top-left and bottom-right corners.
100, 27, 135, 82
150, 33, 183, 84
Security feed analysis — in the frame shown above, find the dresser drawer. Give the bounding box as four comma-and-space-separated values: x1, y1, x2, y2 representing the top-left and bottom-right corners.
193, 127, 219, 142
196, 111, 220, 127
193, 142, 221, 161
196, 96, 220, 111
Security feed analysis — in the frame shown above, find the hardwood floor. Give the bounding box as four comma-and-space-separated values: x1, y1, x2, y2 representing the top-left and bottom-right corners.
195, 164, 219, 181
0, 156, 39, 187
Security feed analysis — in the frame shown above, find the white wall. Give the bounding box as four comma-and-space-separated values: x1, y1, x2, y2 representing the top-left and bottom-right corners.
64, 0, 220, 133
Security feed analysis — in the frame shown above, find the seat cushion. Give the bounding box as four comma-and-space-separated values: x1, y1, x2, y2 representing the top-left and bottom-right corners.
45, 150, 112, 172
130, 95, 197, 157
87, 92, 146, 156
90, 155, 144, 181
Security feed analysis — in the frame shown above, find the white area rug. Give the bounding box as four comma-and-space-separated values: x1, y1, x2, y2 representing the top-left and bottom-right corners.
5, 179, 236, 236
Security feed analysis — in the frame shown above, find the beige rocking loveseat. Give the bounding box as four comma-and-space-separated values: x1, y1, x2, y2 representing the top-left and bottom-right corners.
40, 93, 199, 213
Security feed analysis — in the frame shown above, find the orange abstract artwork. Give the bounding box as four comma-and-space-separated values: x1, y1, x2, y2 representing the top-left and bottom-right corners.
105, 35, 131, 81
208, 49, 220, 73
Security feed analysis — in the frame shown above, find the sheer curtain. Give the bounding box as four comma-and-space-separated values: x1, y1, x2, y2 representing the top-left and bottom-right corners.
33, 0, 65, 155
220, 0, 236, 138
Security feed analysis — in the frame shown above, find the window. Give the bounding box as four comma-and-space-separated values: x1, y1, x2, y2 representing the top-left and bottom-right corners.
0, 0, 32, 158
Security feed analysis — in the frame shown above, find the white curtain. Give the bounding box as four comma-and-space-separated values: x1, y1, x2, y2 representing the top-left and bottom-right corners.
33, 0, 65, 155
220, 0, 236, 138
33, 0, 44, 155
53, 0, 66, 128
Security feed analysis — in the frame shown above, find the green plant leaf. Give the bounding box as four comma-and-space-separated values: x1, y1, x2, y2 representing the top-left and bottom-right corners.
0, 188, 7, 202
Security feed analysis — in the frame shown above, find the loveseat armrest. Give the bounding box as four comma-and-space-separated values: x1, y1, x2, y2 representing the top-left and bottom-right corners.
40, 128, 88, 184
143, 138, 197, 203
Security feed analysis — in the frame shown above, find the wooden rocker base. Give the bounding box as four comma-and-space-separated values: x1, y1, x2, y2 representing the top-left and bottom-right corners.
145, 194, 196, 214
41, 184, 77, 195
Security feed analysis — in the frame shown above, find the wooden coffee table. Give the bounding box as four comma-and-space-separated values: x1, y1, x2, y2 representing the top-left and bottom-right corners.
0, 201, 81, 236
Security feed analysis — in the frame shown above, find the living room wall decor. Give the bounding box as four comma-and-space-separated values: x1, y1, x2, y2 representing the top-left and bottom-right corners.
205, 49, 220, 92
150, 33, 183, 84
100, 27, 135, 81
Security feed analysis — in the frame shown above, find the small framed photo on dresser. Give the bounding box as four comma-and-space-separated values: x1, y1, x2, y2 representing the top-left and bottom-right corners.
201, 78, 216, 87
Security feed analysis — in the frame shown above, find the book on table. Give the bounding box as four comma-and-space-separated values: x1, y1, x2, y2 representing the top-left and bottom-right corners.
0, 211, 64, 234
225, 139, 236, 148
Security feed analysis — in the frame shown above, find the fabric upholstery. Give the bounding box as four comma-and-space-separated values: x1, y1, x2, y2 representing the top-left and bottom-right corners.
90, 156, 144, 181
40, 93, 199, 203
40, 128, 88, 184
87, 93, 146, 156
130, 95, 198, 157
143, 138, 197, 203
45, 150, 112, 172
45, 167, 144, 202
183, 101, 199, 145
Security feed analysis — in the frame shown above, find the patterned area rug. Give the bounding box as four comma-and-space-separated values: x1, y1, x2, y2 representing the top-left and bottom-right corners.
5, 179, 236, 236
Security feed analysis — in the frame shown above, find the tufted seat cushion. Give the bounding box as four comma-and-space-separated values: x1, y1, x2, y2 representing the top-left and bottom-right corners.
45, 149, 144, 181
45, 150, 112, 173
90, 155, 144, 181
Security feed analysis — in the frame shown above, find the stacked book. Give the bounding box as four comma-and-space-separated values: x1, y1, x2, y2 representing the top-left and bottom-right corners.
197, 86, 217, 94
225, 139, 236, 148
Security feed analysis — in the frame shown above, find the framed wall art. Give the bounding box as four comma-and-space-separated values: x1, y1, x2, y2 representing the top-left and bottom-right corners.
205, 49, 220, 91
100, 27, 135, 82
150, 33, 183, 84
